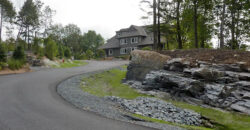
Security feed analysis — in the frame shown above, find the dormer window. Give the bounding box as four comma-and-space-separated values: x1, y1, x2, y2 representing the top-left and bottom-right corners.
131, 37, 138, 44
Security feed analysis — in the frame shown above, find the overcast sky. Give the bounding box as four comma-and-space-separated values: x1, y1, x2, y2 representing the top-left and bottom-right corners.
10, 0, 147, 40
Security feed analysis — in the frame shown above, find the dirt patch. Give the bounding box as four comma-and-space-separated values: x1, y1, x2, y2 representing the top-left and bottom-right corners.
160, 49, 250, 67
0, 65, 31, 75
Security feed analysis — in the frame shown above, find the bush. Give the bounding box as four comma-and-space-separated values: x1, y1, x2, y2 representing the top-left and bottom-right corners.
141, 46, 152, 51
45, 39, 58, 60
7, 59, 25, 70
86, 49, 94, 60
13, 46, 26, 60
0, 43, 7, 62
64, 47, 71, 58
96, 49, 106, 58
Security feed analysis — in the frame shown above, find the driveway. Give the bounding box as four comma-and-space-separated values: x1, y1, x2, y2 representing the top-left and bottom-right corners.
0, 61, 156, 130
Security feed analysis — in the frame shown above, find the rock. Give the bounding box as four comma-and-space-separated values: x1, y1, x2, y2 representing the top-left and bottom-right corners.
144, 71, 205, 97
231, 101, 250, 115
126, 50, 171, 81
32, 59, 44, 66
164, 58, 190, 72
192, 67, 225, 81
108, 97, 202, 126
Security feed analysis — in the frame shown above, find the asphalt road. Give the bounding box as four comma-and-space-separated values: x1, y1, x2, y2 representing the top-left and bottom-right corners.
0, 61, 156, 130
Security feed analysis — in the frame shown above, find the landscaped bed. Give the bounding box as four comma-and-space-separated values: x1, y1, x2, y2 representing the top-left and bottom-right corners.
81, 67, 250, 130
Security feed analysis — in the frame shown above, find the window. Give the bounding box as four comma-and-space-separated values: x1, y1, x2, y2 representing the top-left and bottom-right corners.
120, 38, 128, 45
131, 37, 138, 44
109, 49, 113, 56
120, 48, 127, 54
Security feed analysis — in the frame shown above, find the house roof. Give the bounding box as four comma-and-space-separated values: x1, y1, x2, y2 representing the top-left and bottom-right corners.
99, 36, 120, 49
99, 25, 154, 50
116, 25, 147, 38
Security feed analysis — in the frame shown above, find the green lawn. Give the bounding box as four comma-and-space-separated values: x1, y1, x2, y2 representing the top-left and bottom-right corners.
81, 67, 250, 130
81, 68, 148, 99
52, 60, 88, 68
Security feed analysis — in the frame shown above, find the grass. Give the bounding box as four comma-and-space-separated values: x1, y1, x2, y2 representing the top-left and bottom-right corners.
132, 114, 212, 130
52, 60, 88, 68
81, 68, 148, 99
168, 100, 250, 130
81, 66, 250, 130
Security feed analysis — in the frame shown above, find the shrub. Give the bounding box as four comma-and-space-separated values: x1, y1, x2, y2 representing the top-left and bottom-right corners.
96, 49, 106, 58
86, 49, 94, 60
45, 39, 58, 60
64, 47, 71, 58
13, 46, 26, 60
7, 59, 25, 70
141, 46, 152, 51
0, 43, 7, 62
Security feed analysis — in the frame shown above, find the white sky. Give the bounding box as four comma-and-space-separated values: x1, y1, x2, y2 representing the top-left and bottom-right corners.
10, 0, 146, 40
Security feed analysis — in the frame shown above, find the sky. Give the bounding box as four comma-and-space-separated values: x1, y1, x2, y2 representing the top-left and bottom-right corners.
10, 0, 147, 40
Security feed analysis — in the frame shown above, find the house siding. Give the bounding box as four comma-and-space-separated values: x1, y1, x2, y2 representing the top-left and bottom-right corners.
100, 25, 156, 57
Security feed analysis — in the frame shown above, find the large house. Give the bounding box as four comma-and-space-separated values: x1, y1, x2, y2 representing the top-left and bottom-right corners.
99, 25, 155, 57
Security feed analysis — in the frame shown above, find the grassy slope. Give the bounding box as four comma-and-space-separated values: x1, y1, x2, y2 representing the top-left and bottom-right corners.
52, 60, 88, 68
81, 67, 250, 130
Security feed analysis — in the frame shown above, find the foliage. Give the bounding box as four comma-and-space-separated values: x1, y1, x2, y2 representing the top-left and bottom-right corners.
0, 0, 16, 41
64, 47, 71, 58
57, 44, 64, 58
96, 49, 106, 58
85, 49, 94, 60
141, 46, 152, 51
13, 46, 25, 60
45, 38, 58, 60
0, 43, 7, 62
7, 58, 25, 70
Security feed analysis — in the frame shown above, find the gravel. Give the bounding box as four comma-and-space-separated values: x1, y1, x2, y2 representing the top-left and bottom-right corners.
57, 71, 184, 130
106, 96, 202, 126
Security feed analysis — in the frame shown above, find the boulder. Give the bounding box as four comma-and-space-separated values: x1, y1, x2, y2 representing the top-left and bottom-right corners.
126, 50, 171, 81
192, 67, 225, 81
164, 58, 191, 72
144, 71, 205, 97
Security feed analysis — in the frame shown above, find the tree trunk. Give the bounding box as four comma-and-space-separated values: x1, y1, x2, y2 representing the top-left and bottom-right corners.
0, 6, 3, 42
193, 0, 198, 48
220, 0, 226, 49
153, 0, 157, 50
176, 0, 182, 49
231, 11, 235, 49
157, 0, 161, 50
28, 26, 30, 50
235, 8, 240, 49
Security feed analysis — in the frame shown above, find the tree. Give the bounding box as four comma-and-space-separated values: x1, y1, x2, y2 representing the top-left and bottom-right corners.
13, 45, 25, 60
0, 43, 7, 62
45, 38, 58, 60
0, 0, 15, 42
64, 47, 71, 58
81, 30, 104, 53
176, 0, 183, 49
17, 0, 42, 49
85, 49, 94, 60
41, 6, 56, 38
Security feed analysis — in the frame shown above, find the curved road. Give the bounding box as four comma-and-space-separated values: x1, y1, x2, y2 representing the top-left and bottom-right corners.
0, 61, 156, 130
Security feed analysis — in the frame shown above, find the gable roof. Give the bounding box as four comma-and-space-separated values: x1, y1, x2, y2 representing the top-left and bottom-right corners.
99, 36, 120, 49
99, 25, 154, 50
116, 25, 147, 38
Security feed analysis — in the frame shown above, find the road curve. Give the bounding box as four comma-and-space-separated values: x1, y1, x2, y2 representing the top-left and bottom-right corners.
0, 61, 156, 130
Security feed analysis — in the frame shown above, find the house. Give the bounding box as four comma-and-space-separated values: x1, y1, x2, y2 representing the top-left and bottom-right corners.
99, 25, 155, 57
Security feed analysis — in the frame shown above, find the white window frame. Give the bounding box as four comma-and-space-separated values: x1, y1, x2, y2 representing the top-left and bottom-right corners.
120, 48, 126, 54
131, 47, 138, 51
131, 37, 138, 44
109, 49, 113, 56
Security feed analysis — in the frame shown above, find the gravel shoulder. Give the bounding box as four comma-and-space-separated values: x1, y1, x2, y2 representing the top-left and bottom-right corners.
57, 69, 184, 130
